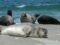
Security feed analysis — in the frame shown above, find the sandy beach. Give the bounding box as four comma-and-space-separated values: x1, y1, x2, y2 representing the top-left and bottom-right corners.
0, 24, 60, 45
0, 0, 60, 45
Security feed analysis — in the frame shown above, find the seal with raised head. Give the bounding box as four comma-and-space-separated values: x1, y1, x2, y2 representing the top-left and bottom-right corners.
20, 13, 36, 24
0, 10, 15, 26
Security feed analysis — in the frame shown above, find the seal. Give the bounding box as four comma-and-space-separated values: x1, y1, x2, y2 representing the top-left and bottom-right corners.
1, 23, 48, 38
38, 15, 60, 24
20, 13, 36, 24
0, 10, 15, 26
34, 14, 60, 24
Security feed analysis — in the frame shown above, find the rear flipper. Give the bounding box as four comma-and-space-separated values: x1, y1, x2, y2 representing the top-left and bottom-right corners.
37, 28, 48, 38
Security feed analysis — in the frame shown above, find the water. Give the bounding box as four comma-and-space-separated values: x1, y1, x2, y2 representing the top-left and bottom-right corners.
0, 1, 60, 23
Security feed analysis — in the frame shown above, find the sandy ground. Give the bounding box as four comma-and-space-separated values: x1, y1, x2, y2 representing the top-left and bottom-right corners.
0, 24, 60, 45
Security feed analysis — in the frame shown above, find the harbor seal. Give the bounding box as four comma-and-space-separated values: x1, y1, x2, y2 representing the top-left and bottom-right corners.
20, 13, 36, 24
38, 15, 60, 24
34, 14, 60, 24
1, 23, 48, 38
0, 10, 15, 26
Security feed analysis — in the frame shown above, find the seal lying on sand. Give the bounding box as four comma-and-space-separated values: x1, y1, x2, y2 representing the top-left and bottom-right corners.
0, 10, 15, 26
34, 14, 60, 24
1, 23, 48, 38
20, 13, 36, 24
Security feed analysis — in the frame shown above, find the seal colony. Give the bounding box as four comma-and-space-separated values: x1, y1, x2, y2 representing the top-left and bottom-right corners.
0, 10, 60, 25
1, 23, 48, 38
1, 10, 60, 38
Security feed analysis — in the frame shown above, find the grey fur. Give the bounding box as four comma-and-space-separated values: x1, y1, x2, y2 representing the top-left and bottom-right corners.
0, 15, 15, 26
1, 23, 48, 38
21, 23, 48, 38
20, 13, 36, 24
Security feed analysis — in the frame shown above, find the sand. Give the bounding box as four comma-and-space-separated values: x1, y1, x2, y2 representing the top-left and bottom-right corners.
0, 24, 60, 45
